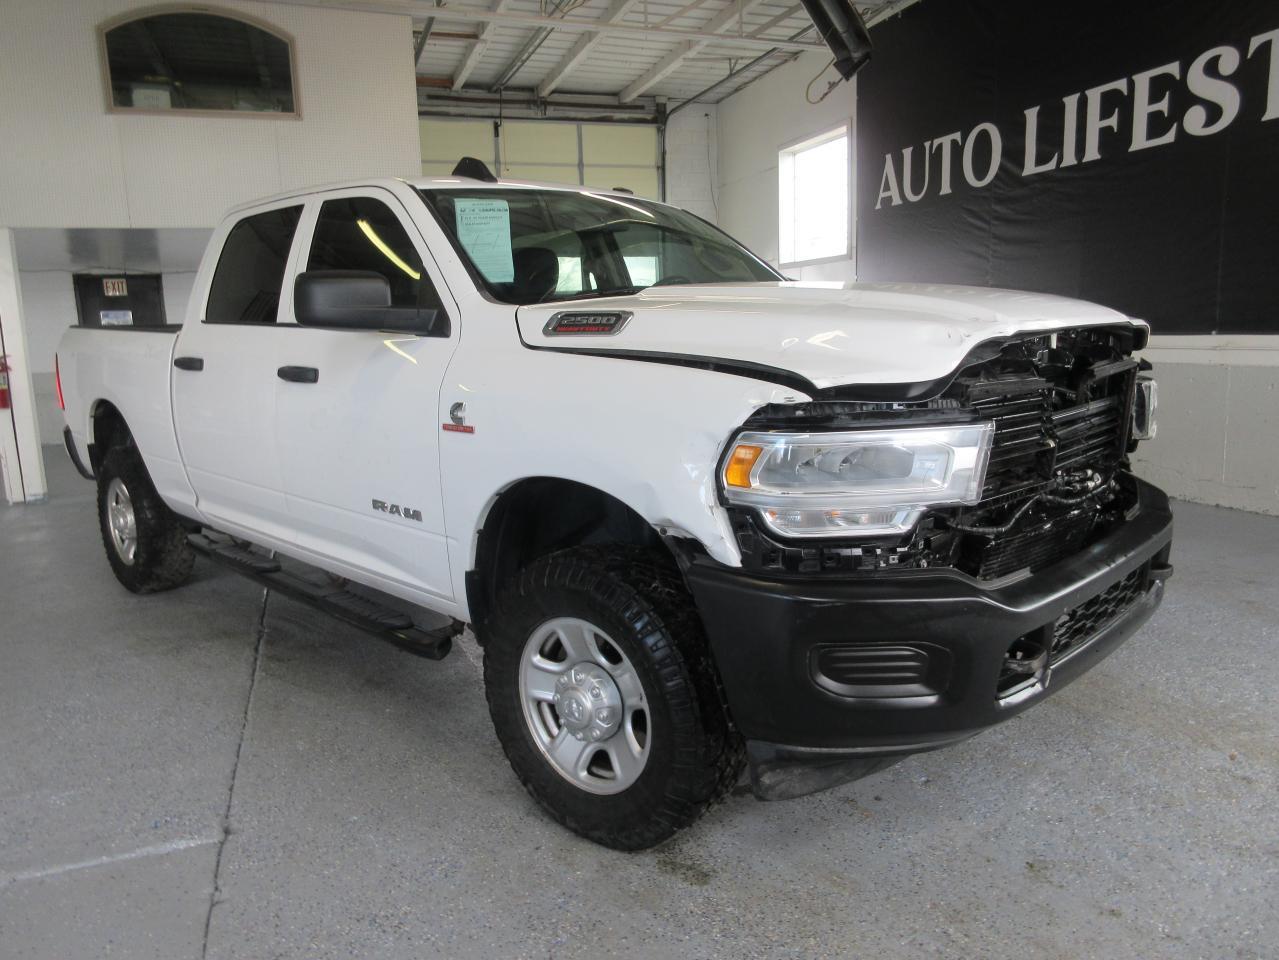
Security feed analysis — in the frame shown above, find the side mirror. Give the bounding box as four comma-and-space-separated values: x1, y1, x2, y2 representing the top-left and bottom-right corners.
294, 270, 445, 335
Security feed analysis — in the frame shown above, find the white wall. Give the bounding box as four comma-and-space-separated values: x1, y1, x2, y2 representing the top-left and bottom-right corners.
0, 0, 421, 501
664, 106, 720, 223
1132, 339, 1279, 516
716, 52, 856, 275
714, 50, 1279, 516
0, 0, 421, 229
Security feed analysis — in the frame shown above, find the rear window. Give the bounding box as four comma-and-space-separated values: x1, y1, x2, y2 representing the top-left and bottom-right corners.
205, 206, 302, 324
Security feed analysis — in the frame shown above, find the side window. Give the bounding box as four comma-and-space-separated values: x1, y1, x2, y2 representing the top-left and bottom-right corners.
307, 196, 443, 312
206, 206, 302, 324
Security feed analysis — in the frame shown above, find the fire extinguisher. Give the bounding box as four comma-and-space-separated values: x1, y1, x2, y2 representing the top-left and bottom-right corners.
0, 355, 10, 410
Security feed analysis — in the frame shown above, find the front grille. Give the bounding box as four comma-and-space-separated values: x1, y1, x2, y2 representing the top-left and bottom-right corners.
1050, 568, 1148, 663
997, 565, 1151, 700
976, 390, 1129, 509
1053, 396, 1126, 471
968, 367, 1135, 579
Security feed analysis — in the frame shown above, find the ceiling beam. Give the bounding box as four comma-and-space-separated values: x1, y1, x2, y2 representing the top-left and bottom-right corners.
618, 42, 694, 102
264, 0, 824, 53
653, 0, 712, 29
538, 0, 649, 98
488, 0, 576, 92
619, 0, 768, 102
694, 1, 916, 107
746, 2, 801, 38
451, 0, 512, 90
412, 18, 433, 67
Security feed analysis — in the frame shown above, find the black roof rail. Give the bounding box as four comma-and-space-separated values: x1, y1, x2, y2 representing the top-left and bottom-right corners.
611, 187, 634, 194
451, 157, 498, 182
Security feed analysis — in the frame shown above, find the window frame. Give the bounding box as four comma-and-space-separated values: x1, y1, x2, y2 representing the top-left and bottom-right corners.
202, 201, 305, 325
288, 186, 459, 337
777, 122, 852, 269
97, 4, 302, 120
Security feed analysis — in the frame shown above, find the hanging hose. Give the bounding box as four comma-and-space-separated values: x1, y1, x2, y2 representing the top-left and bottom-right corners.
805, 57, 841, 104
948, 475, 1115, 537
948, 495, 1043, 537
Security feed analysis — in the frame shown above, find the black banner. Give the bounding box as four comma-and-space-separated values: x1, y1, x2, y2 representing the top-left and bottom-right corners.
855, 0, 1279, 334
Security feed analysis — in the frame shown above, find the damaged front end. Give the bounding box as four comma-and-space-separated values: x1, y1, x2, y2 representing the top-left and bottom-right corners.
685, 324, 1172, 802
728, 325, 1151, 584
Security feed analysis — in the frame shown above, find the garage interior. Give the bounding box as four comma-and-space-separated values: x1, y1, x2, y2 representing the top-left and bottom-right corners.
1, 0, 1276, 957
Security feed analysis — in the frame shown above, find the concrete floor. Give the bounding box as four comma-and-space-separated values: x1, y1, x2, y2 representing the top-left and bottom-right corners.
1, 449, 1276, 960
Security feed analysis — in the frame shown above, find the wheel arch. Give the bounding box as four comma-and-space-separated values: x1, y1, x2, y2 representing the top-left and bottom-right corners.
88, 399, 132, 475
466, 476, 688, 635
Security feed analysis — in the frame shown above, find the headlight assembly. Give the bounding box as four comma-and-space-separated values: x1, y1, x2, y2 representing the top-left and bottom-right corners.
721, 423, 994, 538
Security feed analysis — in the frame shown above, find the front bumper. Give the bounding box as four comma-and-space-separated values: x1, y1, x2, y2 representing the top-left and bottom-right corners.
685, 478, 1173, 799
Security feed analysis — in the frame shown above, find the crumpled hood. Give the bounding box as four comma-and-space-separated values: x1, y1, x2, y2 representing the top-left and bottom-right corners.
516, 281, 1144, 392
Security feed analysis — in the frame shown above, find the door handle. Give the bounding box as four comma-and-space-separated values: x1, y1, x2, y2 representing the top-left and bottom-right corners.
277, 365, 319, 384
173, 356, 204, 371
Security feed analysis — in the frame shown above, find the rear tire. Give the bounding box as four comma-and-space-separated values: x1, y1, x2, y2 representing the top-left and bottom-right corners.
482, 545, 743, 850
97, 444, 195, 594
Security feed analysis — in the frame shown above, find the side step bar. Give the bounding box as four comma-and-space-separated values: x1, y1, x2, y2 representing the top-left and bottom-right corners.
188, 533, 460, 660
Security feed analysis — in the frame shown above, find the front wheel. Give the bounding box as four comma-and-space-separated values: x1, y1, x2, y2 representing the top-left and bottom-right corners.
483, 546, 743, 850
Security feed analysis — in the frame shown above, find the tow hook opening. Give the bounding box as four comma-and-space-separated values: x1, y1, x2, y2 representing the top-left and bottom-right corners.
997, 630, 1050, 701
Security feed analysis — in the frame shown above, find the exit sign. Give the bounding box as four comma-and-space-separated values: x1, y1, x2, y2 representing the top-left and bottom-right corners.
102, 278, 128, 297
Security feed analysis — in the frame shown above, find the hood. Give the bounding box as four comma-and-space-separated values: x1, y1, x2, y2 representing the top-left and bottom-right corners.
516, 281, 1144, 394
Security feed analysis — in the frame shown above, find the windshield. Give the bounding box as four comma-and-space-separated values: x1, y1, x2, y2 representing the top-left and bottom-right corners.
419, 187, 781, 305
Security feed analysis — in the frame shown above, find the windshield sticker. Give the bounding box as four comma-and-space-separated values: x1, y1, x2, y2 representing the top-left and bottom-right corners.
455, 198, 514, 283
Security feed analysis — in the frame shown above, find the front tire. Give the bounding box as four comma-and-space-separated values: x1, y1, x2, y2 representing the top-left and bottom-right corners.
483, 546, 743, 850
97, 444, 195, 593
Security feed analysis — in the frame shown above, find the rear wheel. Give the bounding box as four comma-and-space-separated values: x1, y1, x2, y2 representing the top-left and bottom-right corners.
482, 545, 743, 850
96, 444, 194, 593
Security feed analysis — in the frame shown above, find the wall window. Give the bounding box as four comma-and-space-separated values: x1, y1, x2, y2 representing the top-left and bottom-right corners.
778, 125, 850, 266
101, 10, 297, 115
206, 206, 302, 324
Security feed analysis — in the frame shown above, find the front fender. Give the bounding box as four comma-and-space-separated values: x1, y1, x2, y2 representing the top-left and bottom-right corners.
440, 343, 809, 617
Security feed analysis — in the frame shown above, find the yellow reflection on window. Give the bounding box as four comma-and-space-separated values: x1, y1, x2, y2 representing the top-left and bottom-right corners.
357, 219, 420, 280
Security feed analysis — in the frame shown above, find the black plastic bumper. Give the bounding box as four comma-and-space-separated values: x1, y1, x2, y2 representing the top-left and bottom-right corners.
685, 479, 1173, 799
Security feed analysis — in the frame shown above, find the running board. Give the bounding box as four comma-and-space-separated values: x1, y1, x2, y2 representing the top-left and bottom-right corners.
188, 533, 459, 660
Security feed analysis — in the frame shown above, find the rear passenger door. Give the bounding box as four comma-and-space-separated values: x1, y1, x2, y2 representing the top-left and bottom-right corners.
273, 188, 459, 604
173, 202, 303, 539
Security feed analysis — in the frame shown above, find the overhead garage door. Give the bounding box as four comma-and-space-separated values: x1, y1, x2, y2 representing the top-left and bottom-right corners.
420, 118, 660, 200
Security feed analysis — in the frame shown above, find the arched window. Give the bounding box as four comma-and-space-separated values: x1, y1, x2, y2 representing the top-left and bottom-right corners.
100, 8, 297, 116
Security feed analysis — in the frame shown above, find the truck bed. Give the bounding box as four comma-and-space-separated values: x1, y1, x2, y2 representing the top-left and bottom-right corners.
58, 325, 198, 517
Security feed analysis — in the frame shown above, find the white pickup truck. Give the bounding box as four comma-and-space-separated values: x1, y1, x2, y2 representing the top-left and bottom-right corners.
57, 163, 1172, 850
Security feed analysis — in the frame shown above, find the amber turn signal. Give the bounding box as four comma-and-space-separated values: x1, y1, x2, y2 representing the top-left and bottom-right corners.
724, 443, 763, 488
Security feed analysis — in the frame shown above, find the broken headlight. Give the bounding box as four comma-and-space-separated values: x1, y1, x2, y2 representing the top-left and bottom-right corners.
721, 423, 994, 538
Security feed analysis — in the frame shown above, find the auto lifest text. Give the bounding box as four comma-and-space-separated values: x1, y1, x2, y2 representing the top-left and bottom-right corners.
874, 27, 1279, 209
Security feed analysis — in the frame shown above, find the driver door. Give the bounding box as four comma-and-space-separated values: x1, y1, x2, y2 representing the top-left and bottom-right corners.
273, 188, 460, 604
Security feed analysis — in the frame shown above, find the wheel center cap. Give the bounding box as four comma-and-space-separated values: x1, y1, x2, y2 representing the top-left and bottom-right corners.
553, 662, 623, 742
